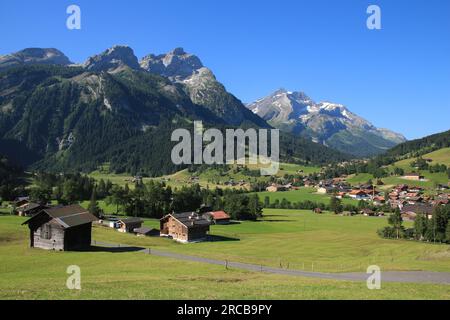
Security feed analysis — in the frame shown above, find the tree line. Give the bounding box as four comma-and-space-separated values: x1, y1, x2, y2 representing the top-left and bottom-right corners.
378, 205, 450, 244
29, 173, 262, 221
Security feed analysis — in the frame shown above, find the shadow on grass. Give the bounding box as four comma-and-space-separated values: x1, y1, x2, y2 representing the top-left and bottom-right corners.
226, 221, 241, 225
84, 245, 145, 253
262, 214, 290, 218
262, 219, 296, 223
207, 235, 240, 242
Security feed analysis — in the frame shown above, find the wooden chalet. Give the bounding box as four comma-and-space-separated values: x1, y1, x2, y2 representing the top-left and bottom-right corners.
22, 205, 97, 251
13, 197, 30, 208
16, 202, 46, 217
160, 212, 211, 243
401, 204, 434, 220
117, 218, 144, 233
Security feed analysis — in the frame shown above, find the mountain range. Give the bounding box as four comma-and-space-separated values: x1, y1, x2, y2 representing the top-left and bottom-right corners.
0, 46, 349, 175
247, 89, 406, 157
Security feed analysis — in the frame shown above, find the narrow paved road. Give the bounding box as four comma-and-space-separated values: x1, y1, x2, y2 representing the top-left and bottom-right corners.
92, 241, 450, 285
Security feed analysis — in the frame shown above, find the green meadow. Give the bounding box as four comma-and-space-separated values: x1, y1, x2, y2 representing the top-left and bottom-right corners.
253, 188, 358, 206
1, 213, 449, 300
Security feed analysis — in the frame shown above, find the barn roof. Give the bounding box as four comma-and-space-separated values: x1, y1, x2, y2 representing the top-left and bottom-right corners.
22, 204, 97, 228
118, 217, 143, 224
162, 212, 211, 228
401, 204, 434, 215
207, 211, 231, 220
19, 202, 44, 212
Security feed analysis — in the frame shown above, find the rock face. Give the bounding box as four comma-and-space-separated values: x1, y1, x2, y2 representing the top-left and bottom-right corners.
83, 45, 141, 72
141, 48, 203, 80
0, 48, 72, 71
140, 48, 269, 127
247, 89, 407, 156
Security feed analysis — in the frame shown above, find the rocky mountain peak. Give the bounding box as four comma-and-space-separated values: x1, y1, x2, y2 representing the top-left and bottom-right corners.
248, 89, 407, 156
140, 48, 203, 80
83, 45, 141, 72
0, 48, 72, 71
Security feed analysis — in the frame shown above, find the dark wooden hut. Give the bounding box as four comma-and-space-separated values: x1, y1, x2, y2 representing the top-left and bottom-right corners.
22, 205, 97, 251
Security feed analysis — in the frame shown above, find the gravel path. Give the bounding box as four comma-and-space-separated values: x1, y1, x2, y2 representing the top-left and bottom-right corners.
92, 241, 450, 285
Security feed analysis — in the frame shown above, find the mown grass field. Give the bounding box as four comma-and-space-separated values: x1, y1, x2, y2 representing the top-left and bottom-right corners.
254, 188, 358, 206
1, 213, 449, 300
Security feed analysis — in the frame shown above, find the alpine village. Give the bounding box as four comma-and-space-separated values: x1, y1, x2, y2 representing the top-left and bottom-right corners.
0, 46, 449, 299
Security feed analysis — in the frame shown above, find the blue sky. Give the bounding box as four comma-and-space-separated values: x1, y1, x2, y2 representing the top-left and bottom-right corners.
1, 0, 449, 139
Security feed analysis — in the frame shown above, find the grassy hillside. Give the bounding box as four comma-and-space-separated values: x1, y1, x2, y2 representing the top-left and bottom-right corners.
89, 163, 322, 189
1, 214, 449, 299
346, 147, 450, 190
393, 147, 450, 168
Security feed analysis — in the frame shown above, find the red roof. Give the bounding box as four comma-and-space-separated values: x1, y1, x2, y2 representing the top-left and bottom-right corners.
208, 211, 231, 220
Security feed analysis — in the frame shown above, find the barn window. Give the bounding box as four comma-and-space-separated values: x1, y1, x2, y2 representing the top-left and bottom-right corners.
40, 224, 52, 240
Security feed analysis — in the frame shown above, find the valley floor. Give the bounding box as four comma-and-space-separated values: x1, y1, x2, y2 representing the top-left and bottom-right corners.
1, 210, 449, 300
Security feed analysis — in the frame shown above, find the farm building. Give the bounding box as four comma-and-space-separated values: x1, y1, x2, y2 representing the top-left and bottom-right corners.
160, 212, 211, 243
13, 197, 30, 208
117, 218, 144, 233
16, 202, 46, 217
401, 204, 434, 220
266, 184, 288, 192
204, 211, 231, 224
133, 227, 160, 237
22, 205, 97, 251
404, 173, 425, 181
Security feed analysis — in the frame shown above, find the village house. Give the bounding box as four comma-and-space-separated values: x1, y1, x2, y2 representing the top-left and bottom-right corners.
335, 192, 346, 199
160, 212, 211, 243
22, 205, 97, 251
401, 204, 434, 220
303, 178, 314, 187
360, 208, 376, 217
204, 211, 231, 225
266, 184, 289, 192
372, 196, 385, 206
13, 196, 30, 208
404, 172, 425, 181
349, 190, 369, 200
395, 184, 409, 192
117, 218, 144, 233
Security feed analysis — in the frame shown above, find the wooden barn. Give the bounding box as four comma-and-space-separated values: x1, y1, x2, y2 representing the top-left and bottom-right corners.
22, 205, 97, 251
160, 212, 211, 243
